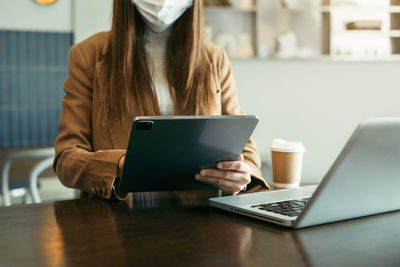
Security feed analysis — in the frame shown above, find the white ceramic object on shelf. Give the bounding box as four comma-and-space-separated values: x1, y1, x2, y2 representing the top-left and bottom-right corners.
276, 31, 298, 58
257, 43, 270, 58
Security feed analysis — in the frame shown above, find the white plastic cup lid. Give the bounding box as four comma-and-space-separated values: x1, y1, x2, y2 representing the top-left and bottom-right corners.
270, 138, 305, 153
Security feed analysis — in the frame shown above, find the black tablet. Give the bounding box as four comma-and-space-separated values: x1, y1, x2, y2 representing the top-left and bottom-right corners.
119, 115, 259, 192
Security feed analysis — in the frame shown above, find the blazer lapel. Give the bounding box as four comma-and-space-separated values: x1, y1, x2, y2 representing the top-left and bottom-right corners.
95, 60, 131, 149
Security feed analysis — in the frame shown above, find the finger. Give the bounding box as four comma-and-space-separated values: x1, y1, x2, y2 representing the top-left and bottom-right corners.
216, 160, 251, 173
199, 169, 250, 184
216, 153, 244, 169
219, 184, 241, 195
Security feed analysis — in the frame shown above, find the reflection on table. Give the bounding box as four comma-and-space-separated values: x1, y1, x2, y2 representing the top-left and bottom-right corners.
0, 191, 399, 267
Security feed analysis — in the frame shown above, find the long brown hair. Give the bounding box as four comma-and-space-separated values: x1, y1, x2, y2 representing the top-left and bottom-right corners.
100, 0, 215, 125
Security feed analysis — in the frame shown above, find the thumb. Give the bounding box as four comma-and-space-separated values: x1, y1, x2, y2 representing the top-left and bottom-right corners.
238, 154, 244, 162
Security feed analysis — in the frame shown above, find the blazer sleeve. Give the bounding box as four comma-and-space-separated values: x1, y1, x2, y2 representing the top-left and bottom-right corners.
217, 48, 270, 191
53, 44, 125, 199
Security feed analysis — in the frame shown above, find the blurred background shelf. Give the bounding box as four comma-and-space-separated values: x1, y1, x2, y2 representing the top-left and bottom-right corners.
204, 6, 257, 12
321, 5, 400, 13
203, 0, 320, 60
322, 0, 400, 59
203, 0, 400, 60
204, 0, 259, 59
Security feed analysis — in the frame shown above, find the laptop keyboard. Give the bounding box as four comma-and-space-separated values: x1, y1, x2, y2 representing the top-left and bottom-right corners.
250, 198, 310, 217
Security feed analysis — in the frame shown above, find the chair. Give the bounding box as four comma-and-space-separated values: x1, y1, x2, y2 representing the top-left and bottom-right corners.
1, 147, 55, 206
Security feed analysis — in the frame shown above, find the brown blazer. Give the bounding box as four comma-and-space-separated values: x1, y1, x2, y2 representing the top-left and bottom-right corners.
54, 31, 269, 200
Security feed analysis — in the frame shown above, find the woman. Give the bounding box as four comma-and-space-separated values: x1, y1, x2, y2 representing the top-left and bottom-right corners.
54, 0, 269, 200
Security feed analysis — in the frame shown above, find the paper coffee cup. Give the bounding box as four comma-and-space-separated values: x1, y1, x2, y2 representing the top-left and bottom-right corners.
270, 139, 305, 189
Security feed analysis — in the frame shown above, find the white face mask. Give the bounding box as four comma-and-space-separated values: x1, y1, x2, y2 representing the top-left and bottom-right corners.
132, 0, 193, 32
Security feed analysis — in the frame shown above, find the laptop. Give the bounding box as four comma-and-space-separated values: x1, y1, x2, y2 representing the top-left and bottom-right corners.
119, 115, 259, 192
210, 118, 400, 229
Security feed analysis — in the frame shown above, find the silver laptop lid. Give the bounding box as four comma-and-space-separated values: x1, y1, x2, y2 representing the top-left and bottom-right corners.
295, 118, 400, 228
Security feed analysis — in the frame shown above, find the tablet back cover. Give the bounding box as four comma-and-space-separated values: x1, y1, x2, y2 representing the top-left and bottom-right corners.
119, 116, 258, 192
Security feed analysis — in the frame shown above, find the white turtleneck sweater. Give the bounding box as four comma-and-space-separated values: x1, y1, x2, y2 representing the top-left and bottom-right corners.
144, 27, 174, 115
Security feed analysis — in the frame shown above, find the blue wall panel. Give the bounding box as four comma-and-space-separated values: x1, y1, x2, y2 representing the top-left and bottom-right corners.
0, 30, 72, 147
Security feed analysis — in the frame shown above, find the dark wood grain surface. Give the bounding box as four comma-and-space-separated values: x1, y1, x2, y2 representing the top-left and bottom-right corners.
0, 191, 399, 267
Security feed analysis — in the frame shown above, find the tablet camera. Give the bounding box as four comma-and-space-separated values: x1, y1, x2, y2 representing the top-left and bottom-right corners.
135, 121, 154, 130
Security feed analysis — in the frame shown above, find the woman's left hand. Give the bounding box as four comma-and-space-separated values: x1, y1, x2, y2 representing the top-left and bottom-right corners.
195, 154, 251, 195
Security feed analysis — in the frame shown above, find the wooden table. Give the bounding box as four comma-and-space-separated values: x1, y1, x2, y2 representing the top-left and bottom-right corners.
0, 191, 399, 267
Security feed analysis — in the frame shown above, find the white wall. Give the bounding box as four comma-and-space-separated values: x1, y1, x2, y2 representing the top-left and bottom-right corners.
72, 0, 113, 44
0, 0, 113, 43
0, 0, 72, 32
232, 59, 400, 183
